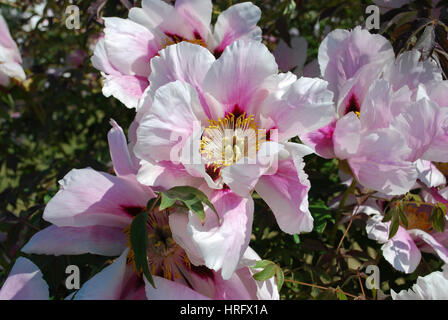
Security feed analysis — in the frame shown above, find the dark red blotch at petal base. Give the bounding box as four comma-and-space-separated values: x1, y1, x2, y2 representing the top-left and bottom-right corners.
345, 94, 360, 115
121, 205, 145, 217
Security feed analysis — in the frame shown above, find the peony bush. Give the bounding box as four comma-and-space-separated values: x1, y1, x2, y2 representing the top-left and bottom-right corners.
1, 0, 448, 300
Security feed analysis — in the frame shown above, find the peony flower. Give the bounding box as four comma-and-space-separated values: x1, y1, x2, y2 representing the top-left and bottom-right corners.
391, 266, 448, 300
132, 39, 334, 279
20, 120, 278, 300
0, 14, 26, 86
91, 0, 262, 109
366, 184, 448, 274
302, 26, 448, 195
0, 258, 49, 300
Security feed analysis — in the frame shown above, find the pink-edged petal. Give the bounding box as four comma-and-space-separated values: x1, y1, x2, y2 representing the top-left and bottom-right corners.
203, 40, 277, 119
333, 112, 361, 159
408, 229, 448, 264
0, 257, 49, 300
145, 276, 210, 300
135, 81, 208, 164
44, 168, 154, 228
187, 189, 254, 279
213, 3, 262, 56
382, 227, 421, 273
255, 148, 313, 234
22, 225, 127, 256
300, 119, 337, 159
108, 119, 137, 176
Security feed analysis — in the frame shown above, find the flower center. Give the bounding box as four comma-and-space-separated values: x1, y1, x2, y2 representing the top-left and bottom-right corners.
401, 203, 433, 232
162, 33, 207, 50
124, 209, 190, 280
200, 112, 265, 168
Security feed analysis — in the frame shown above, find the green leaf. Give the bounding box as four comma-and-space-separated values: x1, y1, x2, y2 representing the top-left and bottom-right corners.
275, 266, 284, 291
130, 211, 155, 287
310, 204, 334, 234
293, 234, 301, 244
388, 209, 400, 239
253, 263, 276, 281
162, 186, 219, 223
431, 205, 446, 233
337, 290, 348, 300
159, 193, 176, 211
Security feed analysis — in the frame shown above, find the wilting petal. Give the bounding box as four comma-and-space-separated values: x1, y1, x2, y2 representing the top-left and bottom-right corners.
382, 227, 421, 273
0, 258, 49, 300
145, 276, 210, 300
187, 189, 254, 279
22, 225, 127, 256
44, 168, 154, 228
213, 3, 262, 56
203, 40, 277, 118
135, 81, 208, 164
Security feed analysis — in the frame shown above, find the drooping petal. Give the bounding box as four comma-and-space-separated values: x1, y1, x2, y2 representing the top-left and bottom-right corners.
101, 73, 149, 109
0, 258, 49, 300
22, 225, 127, 256
255, 149, 313, 234
44, 168, 154, 228
382, 227, 421, 273
187, 189, 254, 280
74, 249, 140, 300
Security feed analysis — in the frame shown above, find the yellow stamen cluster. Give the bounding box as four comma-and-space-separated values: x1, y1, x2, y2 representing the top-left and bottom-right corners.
200, 112, 265, 168
162, 36, 207, 50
